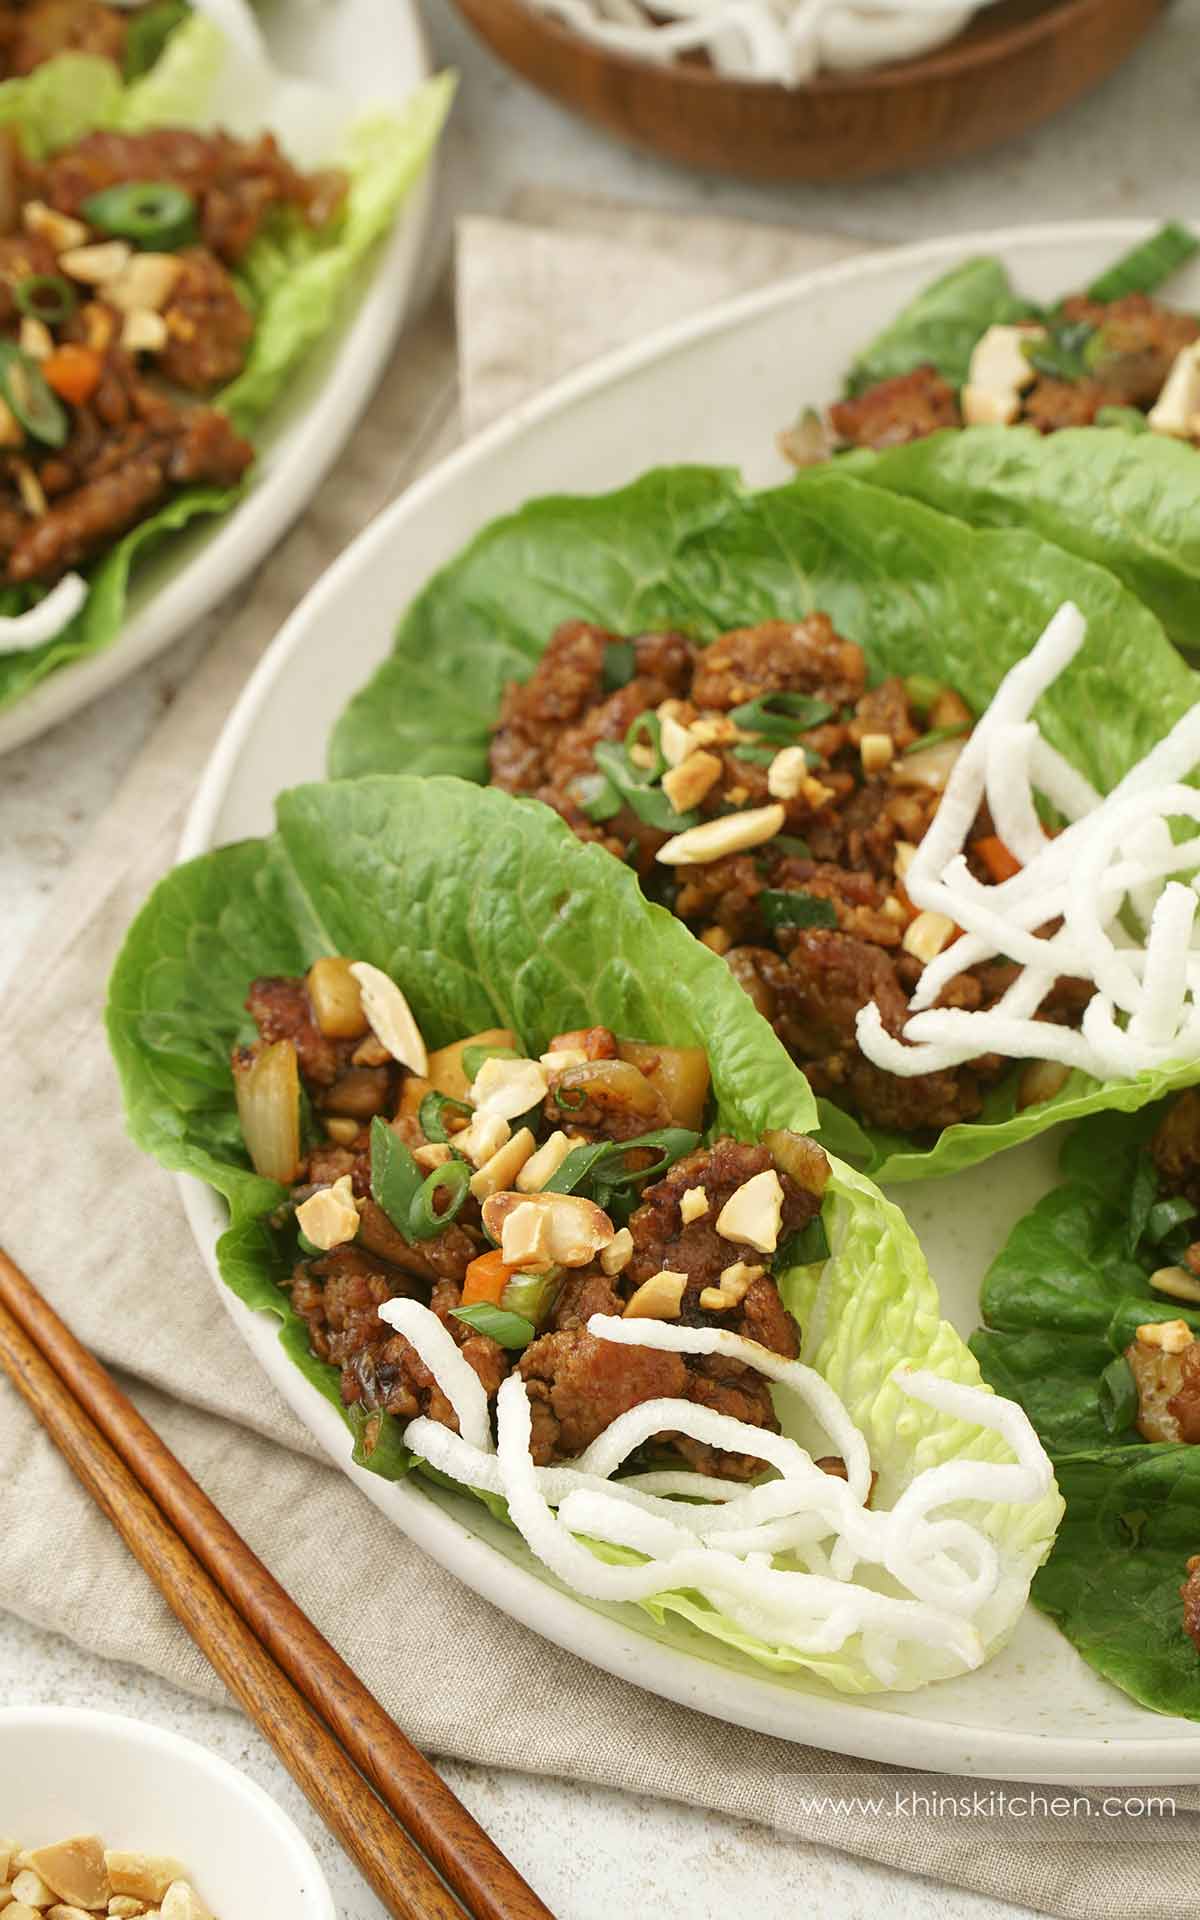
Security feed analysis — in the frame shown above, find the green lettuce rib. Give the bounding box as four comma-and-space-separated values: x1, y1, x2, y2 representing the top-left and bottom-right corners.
328, 462, 1200, 1182
0, 22, 453, 712
107, 774, 1062, 1694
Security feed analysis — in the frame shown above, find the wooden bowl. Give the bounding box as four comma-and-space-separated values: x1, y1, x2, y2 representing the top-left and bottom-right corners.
447, 0, 1166, 180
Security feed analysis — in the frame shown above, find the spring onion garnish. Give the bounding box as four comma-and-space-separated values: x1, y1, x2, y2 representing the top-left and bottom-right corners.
82, 180, 197, 250
14, 274, 76, 326
1084, 221, 1200, 305
462, 1042, 523, 1083
779, 1217, 831, 1267
369, 1116, 423, 1231
418, 1089, 472, 1143
1097, 1354, 1138, 1438
501, 1266, 565, 1329
728, 692, 834, 741
570, 770, 623, 823
770, 834, 813, 860
450, 1302, 536, 1350
297, 1228, 322, 1258
902, 722, 970, 756
544, 1128, 700, 1209
591, 741, 698, 833
601, 639, 637, 691
0, 343, 66, 446
553, 1082, 589, 1111
759, 890, 837, 931
1021, 320, 1095, 385
625, 710, 668, 780
410, 1159, 472, 1238
903, 674, 945, 714
730, 744, 780, 766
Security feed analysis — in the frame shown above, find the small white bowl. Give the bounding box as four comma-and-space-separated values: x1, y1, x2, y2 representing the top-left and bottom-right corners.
0, 1707, 336, 1919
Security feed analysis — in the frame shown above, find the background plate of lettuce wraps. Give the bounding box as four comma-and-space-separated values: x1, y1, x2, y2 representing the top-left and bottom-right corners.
155, 222, 1200, 1774
0, 0, 445, 755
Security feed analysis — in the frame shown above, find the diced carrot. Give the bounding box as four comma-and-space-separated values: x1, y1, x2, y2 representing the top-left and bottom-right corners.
41, 343, 103, 406
462, 1248, 517, 1307
973, 834, 1021, 884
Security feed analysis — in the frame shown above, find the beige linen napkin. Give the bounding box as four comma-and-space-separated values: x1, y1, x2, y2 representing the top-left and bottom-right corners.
0, 195, 1195, 1920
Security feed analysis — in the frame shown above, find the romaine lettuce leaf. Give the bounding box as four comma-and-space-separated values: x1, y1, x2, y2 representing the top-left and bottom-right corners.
843, 256, 1033, 395
108, 773, 1061, 1693
844, 425, 1200, 661
328, 463, 1200, 1182
974, 1104, 1200, 1719
0, 21, 452, 710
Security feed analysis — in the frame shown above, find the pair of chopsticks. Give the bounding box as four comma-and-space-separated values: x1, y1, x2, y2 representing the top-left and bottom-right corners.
0, 1246, 555, 1920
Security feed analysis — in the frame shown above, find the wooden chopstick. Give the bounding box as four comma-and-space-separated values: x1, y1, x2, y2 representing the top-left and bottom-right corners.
0, 1249, 555, 1920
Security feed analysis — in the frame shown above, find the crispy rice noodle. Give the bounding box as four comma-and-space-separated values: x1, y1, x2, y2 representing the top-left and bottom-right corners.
389, 1301, 1052, 1680
856, 599, 1200, 1085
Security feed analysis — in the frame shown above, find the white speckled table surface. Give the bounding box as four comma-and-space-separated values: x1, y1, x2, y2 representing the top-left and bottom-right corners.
6, 3, 1198, 1910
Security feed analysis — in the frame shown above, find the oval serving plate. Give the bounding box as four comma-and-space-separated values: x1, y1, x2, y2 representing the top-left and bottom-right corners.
178, 221, 1200, 1781
0, 0, 434, 757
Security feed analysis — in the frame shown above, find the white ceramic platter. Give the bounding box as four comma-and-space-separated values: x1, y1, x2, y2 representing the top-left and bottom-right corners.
179, 222, 1200, 1782
0, 0, 432, 757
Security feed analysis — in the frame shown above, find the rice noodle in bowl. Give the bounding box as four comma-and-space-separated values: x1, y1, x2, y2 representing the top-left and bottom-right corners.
384, 1297, 1053, 1688
856, 600, 1200, 1086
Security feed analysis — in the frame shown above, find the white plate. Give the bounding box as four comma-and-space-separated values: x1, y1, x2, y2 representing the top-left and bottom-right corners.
0, 0, 433, 757
178, 221, 1200, 1782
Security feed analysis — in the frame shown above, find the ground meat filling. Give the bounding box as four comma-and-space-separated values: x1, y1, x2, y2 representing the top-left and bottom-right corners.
0, 0, 127, 76
1183, 1557, 1200, 1654
516, 1140, 821, 1480
0, 121, 349, 586
823, 294, 1200, 452
827, 365, 961, 450
489, 615, 1086, 1136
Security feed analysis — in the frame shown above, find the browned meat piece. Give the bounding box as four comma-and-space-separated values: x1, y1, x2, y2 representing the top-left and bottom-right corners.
34, 128, 347, 266
246, 975, 348, 1086
828, 365, 960, 450
160, 248, 255, 390
1126, 1333, 1200, 1445
370, 1276, 509, 1428
3, 0, 126, 74
5, 405, 251, 586
1022, 377, 1117, 433
625, 1138, 815, 1355
354, 1196, 478, 1289
690, 613, 865, 711
1061, 292, 1200, 408
1152, 1091, 1200, 1209
1183, 1557, 1200, 1653
490, 621, 692, 797
676, 1359, 782, 1479
518, 1310, 690, 1464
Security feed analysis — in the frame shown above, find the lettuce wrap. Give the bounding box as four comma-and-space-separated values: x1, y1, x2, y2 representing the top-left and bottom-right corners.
973, 1104, 1200, 1720
327, 463, 1200, 1182
0, 17, 453, 712
833, 227, 1200, 658
107, 773, 1062, 1694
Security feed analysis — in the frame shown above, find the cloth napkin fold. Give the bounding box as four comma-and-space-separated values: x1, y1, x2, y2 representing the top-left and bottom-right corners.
1, 193, 1195, 1920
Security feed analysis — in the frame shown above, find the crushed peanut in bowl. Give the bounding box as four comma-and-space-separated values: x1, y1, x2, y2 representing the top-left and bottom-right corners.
0, 1832, 215, 1920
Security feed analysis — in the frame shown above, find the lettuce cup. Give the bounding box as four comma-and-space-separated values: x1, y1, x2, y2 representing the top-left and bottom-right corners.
108, 774, 1061, 1695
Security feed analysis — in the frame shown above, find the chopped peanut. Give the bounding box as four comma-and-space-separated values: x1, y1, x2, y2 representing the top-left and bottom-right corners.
22, 200, 88, 251
658, 711, 697, 766
516, 1130, 574, 1192
485, 1191, 614, 1270
624, 1270, 687, 1318
348, 962, 427, 1076
599, 1226, 634, 1276
295, 1174, 359, 1252
716, 1169, 784, 1254
699, 926, 731, 955
1150, 1266, 1200, 1305
662, 750, 722, 814
470, 1056, 547, 1120
860, 733, 894, 773
104, 1859, 187, 1907
413, 1142, 452, 1170
657, 804, 785, 867
679, 1186, 709, 1225
469, 1127, 536, 1200
1135, 1319, 1194, 1355
28, 1837, 108, 1911
766, 746, 810, 800
10, 1873, 51, 1910
59, 241, 132, 286
454, 1110, 510, 1168
699, 1260, 764, 1312
901, 910, 956, 965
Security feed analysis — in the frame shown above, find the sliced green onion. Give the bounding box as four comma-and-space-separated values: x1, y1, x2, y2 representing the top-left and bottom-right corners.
1145, 1196, 1197, 1246
571, 771, 622, 822
730, 745, 778, 766
729, 693, 835, 741
14, 274, 75, 326
601, 640, 637, 691
462, 1042, 523, 1083
1097, 1354, 1139, 1437
1085, 221, 1200, 304
369, 1115, 423, 1232
778, 1217, 830, 1268
1022, 320, 1095, 384
624, 709, 668, 781
418, 1089, 472, 1143
770, 834, 813, 859
82, 179, 197, 250
297, 1228, 322, 1258
1094, 405, 1150, 433
760, 889, 838, 931
409, 1159, 471, 1239
500, 1266, 564, 1329
902, 673, 945, 714
451, 1303, 536, 1350
554, 1082, 590, 1111
903, 722, 970, 756
592, 741, 698, 834
543, 1127, 700, 1200
0, 342, 66, 446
